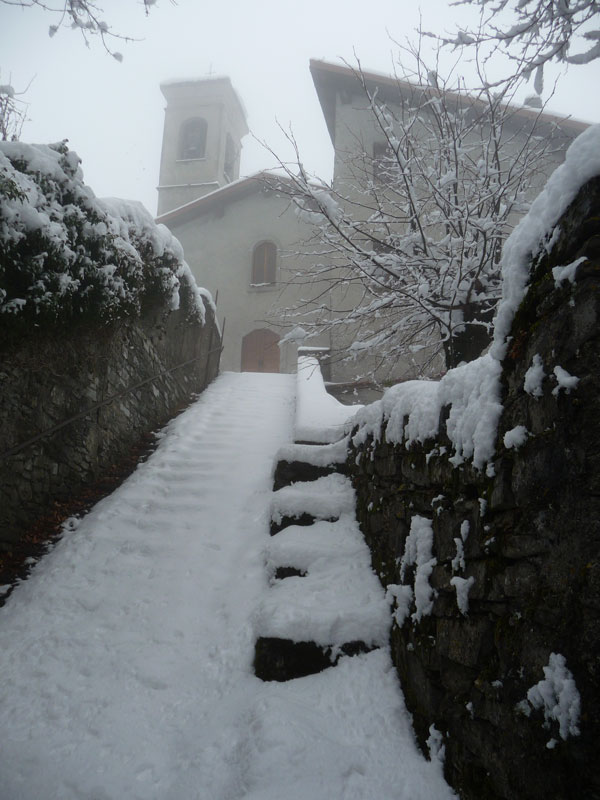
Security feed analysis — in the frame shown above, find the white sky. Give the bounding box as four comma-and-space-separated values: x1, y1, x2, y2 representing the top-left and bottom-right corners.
2, 0, 599, 215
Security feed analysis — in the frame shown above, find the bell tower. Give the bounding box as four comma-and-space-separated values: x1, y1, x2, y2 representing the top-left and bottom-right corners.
157, 76, 248, 216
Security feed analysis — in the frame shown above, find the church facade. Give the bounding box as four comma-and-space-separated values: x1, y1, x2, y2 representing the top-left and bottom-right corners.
155, 77, 321, 375
155, 63, 587, 380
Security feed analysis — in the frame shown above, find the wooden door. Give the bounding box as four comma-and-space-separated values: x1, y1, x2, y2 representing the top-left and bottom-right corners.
241, 329, 280, 373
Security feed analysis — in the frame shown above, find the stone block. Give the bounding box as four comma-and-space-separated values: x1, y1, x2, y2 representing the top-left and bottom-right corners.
435, 617, 490, 669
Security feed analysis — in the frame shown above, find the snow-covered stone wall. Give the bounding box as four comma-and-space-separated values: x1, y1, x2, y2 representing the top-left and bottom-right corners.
0, 142, 220, 550
348, 172, 600, 799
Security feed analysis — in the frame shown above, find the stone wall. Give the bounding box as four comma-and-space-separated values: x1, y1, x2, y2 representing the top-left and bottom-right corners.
0, 300, 220, 550
348, 177, 600, 799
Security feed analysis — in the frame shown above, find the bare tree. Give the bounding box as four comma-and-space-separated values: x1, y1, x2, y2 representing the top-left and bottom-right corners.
0, 80, 28, 141
436, 1, 599, 101
0, 0, 168, 60
270, 47, 570, 376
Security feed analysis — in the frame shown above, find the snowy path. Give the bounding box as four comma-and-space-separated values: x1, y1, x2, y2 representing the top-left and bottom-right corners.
0, 372, 454, 800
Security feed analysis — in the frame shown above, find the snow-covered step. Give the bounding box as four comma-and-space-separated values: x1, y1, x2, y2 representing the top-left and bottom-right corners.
295, 355, 361, 444
265, 516, 369, 575
255, 512, 391, 681
272, 437, 349, 490
255, 547, 390, 651
269, 473, 354, 534
0, 372, 298, 798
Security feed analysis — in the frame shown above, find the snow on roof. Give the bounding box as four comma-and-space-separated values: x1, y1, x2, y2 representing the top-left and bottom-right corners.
160, 74, 231, 86
159, 74, 249, 122
310, 58, 589, 145
155, 170, 293, 226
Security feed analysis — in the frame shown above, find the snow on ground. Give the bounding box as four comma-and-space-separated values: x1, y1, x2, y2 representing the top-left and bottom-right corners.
0, 371, 454, 800
241, 649, 453, 800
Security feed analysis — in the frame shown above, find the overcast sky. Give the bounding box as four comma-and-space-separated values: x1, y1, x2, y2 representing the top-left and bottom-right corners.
2, 0, 599, 215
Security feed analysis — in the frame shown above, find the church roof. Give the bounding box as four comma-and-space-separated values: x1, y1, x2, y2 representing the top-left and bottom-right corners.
309, 58, 589, 147
155, 172, 290, 227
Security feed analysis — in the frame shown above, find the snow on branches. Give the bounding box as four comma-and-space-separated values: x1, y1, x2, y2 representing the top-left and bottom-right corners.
439, 0, 600, 97
0, 140, 206, 330
1, 0, 160, 60
273, 51, 563, 376
350, 123, 600, 472
0, 79, 28, 142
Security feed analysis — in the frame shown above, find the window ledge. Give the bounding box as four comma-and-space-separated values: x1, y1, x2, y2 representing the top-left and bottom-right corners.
249, 283, 278, 292
176, 157, 207, 163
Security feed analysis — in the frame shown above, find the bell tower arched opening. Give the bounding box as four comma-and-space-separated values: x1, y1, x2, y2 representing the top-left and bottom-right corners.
157, 77, 248, 216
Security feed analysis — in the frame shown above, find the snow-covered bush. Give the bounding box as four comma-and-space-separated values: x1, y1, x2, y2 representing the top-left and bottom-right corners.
0, 140, 206, 332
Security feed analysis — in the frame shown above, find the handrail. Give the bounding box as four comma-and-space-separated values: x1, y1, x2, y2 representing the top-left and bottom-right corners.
1, 340, 223, 462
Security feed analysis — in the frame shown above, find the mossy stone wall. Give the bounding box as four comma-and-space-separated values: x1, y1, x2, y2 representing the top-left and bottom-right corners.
0, 300, 220, 550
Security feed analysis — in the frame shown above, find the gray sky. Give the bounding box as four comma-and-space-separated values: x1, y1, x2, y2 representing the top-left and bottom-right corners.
2, 0, 599, 215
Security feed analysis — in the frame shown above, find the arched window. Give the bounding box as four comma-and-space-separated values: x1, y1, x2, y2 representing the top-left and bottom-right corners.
251, 241, 277, 285
180, 117, 207, 160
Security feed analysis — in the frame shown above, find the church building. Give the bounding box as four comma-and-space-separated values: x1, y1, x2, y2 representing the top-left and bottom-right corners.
156, 63, 587, 380
155, 76, 318, 375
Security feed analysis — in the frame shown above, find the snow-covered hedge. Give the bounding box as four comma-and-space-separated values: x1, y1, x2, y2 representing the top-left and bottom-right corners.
0, 141, 208, 330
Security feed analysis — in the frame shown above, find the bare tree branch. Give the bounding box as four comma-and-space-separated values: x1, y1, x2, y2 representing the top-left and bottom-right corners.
0, 76, 31, 141
265, 43, 567, 378
430, 0, 599, 97
1, 0, 173, 59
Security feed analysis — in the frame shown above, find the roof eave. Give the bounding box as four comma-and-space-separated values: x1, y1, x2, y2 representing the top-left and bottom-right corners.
309, 57, 589, 142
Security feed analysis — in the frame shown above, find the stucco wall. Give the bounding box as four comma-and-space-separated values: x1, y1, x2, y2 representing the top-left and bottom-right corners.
0, 299, 220, 551
169, 188, 328, 373
157, 78, 248, 216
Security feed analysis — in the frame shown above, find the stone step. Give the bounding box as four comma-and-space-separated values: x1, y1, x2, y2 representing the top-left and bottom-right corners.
270, 511, 338, 536
254, 636, 374, 682
258, 426, 388, 686
273, 439, 349, 490
270, 473, 355, 536
255, 548, 390, 653
266, 518, 371, 570
272, 460, 341, 491
273, 566, 307, 580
